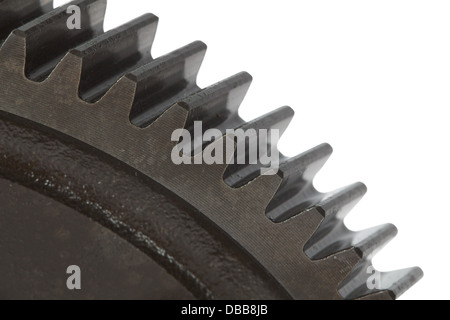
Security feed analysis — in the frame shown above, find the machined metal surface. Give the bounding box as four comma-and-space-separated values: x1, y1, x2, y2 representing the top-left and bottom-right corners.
0, 0, 422, 299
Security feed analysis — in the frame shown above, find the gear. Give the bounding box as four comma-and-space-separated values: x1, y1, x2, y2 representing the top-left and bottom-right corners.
0, 0, 422, 300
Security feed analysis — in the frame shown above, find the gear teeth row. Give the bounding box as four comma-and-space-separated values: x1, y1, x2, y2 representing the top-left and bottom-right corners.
13, 0, 106, 81
223, 106, 294, 188
0, 0, 53, 43
71, 13, 158, 103
127, 41, 206, 127
0, 0, 423, 300
303, 183, 423, 299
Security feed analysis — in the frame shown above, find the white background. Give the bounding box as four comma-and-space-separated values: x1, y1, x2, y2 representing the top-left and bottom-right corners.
55, 0, 449, 300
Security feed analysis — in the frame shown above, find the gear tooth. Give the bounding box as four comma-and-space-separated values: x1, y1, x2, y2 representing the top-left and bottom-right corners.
69, 13, 158, 102
127, 41, 207, 127
305, 223, 397, 260
279, 143, 333, 179
240, 106, 294, 135
223, 106, 294, 188
317, 182, 367, 219
377, 267, 424, 299
13, 0, 106, 81
339, 262, 423, 300
265, 144, 334, 222
175, 72, 252, 157
0, 0, 53, 43
351, 224, 398, 259
180, 72, 252, 129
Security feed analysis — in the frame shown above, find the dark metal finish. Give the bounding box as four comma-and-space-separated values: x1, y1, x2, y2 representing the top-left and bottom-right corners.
0, 0, 422, 299
0, 177, 194, 300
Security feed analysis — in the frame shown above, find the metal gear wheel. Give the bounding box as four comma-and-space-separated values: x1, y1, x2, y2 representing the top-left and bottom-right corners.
0, 0, 422, 300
